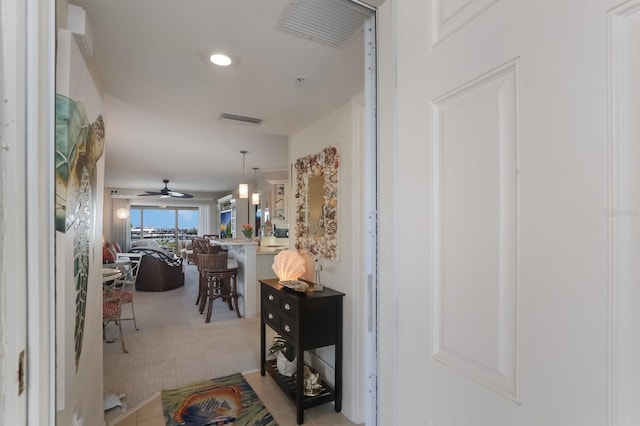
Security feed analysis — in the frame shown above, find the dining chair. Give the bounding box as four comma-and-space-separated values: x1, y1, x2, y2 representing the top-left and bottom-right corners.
102, 262, 130, 353
115, 253, 143, 330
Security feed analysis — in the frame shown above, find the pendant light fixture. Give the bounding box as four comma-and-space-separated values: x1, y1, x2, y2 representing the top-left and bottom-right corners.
252, 167, 260, 205
239, 150, 248, 199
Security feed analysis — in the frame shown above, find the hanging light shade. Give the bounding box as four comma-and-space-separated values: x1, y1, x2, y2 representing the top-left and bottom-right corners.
239, 150, 248, 199
252, 167, 260, 205
239, 183, 249, 199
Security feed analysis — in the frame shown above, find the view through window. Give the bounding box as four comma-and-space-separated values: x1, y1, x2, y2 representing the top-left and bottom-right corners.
130, 207, 198, 251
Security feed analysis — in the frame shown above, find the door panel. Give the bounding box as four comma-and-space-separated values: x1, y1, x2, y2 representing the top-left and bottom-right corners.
391, 0, 610, 424
432, 60, 518, 401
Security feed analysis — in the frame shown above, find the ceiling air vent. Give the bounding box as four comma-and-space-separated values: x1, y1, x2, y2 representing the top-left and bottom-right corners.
219, 113, 263, 125
276, 0, 374, 48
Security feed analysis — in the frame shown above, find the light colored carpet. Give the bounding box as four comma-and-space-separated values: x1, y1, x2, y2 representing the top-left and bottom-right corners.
103, 263, 262, 425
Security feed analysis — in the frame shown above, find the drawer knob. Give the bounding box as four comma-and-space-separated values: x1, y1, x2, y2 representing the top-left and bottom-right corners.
268, 294, 274, 301
284, 303, 291, 311
284, 324, 291, 332
268, 313, 274, 320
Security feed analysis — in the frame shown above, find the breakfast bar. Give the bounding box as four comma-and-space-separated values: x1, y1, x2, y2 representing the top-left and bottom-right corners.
210, 238, 258, 317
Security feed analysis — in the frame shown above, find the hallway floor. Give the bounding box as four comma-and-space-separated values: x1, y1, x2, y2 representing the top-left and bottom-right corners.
112, 370, 359, 426
106, 263, 360, 425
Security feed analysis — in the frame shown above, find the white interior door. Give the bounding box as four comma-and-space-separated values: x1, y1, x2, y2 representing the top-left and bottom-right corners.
386, 0, 615, 424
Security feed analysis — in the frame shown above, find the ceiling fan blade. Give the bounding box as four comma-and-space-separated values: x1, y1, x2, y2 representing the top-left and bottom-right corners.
139, 180, 193, 199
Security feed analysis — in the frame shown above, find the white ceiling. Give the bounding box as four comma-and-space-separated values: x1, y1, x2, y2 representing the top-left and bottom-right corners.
70, 0, 378, 195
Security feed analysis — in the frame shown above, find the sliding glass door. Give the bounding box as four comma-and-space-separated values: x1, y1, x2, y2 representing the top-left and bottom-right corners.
130, 206, 198, 249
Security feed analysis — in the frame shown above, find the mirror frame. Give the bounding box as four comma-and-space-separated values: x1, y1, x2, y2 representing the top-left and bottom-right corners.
294, 146, 339, 260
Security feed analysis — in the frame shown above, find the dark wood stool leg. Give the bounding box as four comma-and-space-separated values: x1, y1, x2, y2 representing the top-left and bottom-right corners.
226, 276, 234, 311
199, 274, 209, 314
231, 273, 241, 317
205, 277, 215, 323
196, 271, 203, 306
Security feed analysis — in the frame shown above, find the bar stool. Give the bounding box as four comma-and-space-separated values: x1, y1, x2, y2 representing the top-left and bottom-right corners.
193, 238, 211, 306
197, 253, 240, 322
223, 260, 240, 318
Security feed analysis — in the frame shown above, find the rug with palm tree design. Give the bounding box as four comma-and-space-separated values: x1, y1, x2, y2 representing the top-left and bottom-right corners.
161, 373, 277, 425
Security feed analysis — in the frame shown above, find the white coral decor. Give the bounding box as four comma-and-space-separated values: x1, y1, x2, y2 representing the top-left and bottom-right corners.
272, 250, 306, 282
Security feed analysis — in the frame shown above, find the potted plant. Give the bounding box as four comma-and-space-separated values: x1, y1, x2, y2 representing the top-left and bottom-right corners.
269, 335, 296, 377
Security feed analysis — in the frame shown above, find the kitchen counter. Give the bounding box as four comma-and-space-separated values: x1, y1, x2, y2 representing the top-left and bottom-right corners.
256, 246, 287, 255
211, 238, 258, 317
210, 238, 290, 317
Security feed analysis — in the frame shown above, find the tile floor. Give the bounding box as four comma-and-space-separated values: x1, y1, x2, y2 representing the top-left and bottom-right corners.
112, 369, 361, 426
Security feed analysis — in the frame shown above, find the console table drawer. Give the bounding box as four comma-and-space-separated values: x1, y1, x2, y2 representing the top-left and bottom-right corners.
279, 317, 297, 339
264, 288, 280, 307
263, 307, 280, 330
279, 297, 298, 317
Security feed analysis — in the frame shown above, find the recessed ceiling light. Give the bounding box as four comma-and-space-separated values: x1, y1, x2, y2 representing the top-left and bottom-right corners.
201, 49, 237, 67
209, 53, 232, 66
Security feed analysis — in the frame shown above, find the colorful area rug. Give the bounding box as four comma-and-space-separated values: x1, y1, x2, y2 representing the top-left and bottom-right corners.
161, 373, 277, 426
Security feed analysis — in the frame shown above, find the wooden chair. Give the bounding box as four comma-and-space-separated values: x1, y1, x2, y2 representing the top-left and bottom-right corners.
197, 253, 240, 322
193, 238, 211, 305
192, 238, 210, 264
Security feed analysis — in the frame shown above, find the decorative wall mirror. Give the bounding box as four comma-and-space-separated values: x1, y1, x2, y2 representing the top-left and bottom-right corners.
294, 146, 339, 260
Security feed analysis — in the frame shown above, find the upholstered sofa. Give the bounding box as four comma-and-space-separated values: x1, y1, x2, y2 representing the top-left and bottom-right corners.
129, 247, 184, 292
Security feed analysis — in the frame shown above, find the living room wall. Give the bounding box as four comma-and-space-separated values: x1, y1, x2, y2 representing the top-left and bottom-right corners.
289, 92, 367, 422
55, 28, 105, 426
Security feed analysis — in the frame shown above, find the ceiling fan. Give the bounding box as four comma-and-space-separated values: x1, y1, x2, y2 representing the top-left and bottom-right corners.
138, 179, 194, 199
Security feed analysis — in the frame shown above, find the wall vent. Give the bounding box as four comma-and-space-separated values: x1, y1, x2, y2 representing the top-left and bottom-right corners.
276, 0, 374, 48
218, 113, 263, 125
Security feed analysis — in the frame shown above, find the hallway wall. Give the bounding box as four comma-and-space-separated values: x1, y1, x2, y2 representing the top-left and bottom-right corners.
289, 92, 366, 422
55, 29, 105, 425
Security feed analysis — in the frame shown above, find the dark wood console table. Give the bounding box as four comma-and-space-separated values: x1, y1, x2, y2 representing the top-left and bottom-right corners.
259, 278, 344, 425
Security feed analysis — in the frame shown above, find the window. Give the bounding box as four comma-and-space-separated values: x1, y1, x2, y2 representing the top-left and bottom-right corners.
130, 207, 199, 248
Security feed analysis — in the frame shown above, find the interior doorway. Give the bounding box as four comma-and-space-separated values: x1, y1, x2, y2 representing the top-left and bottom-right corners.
55, 0, 380, 424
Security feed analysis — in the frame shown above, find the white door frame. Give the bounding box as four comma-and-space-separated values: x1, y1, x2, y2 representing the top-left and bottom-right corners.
608, 2, 640, 424
361, 11, 379, 426
4, 0, 56, 424
15, 0, 380, 424
1, 0, 28, 423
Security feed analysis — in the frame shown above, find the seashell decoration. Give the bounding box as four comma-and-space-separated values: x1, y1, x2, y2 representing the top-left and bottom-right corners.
294, 146, 339, 261
272, 250, 306, 282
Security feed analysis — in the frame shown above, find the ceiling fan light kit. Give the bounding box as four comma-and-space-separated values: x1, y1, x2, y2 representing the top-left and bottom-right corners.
138, 179, 194, 199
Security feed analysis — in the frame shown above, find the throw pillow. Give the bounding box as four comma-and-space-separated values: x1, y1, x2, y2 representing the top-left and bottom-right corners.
103, 246, 116, 264
111, 240, 122, 253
